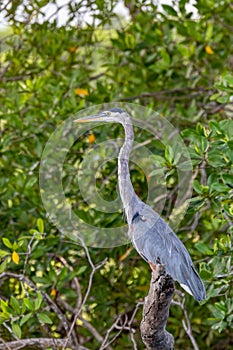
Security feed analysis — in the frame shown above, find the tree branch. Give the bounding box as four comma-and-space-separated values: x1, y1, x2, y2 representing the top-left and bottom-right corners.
0, 337, 88, 350
140, 265, 175, 350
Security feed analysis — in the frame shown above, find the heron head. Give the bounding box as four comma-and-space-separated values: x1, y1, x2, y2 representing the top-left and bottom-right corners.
74, 108, 129, 124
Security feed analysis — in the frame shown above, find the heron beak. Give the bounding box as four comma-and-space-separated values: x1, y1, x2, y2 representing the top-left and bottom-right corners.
74, 112, 108, 123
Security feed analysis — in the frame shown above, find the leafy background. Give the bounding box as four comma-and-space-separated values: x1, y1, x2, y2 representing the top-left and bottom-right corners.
0, 0, 232, 349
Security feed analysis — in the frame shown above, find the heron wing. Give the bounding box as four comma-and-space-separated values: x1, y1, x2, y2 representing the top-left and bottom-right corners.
130, 203, 206, 301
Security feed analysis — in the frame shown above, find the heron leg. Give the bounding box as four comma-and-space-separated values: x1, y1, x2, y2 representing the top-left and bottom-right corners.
149, 261, 157, 271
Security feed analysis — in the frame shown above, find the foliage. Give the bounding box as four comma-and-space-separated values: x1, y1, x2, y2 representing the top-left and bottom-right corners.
0, 0, 232, 349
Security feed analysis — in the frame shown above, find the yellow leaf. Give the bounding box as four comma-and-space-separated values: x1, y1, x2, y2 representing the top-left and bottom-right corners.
50, 288, 56, 297
74, 88, 89, 96
88, 133, 96, 143
69, 46, 77, 53
12, 251, 19, 265
205, 45, 214, 55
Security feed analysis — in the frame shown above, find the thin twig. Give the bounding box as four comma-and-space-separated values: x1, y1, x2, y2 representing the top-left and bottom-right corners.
128, 301, 144, 350
100, 315, 126, 350
23, 233, 36, 276
58, 298, 113, 350
62, 236, 107, 350
172, 293, 200, 350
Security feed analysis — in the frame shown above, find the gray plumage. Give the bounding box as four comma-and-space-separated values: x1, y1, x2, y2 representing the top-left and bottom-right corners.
74, 109, 206, 301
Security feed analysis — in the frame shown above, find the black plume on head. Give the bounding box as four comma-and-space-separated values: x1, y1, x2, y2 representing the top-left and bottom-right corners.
109, 108, 124, 113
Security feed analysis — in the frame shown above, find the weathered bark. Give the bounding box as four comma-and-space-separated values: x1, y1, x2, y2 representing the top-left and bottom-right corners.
0, 338, 87, 350
140, 265, 175, 350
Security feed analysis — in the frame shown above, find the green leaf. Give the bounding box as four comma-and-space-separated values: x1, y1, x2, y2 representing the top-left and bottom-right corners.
211, 182, 229, 193
25, 176, 37, 189
186, 22, 203, 41
10, 296, 21, 314
177, 44, 190, 58
209, 121, 223, 135
0, 258, 9, 273
211, 320, 227, 332
212, 307, 225, 320
2, 238, 12, 249
200, 269, 212, 280
38, 312, 53, 324
29, 229, 39, 235
12, 241, 19, 250
149, 168, 164, 176
165, 146, 174, 164
214, 83, 233, 93
0, 250, 10, 258
34, 293, 43, 311
193, 180, 204, 195
224, 203, 233, 218
162, 4, 177, 16
150, 155, 166, 166
37, 218, 44, 233
76, 265, 87, 276
48, 268, 57, 283
195, 242, 213, 255
216, 95, 230, 103
125, 34, 135, 49
227, 140, 233, 150
176, 160, 192, 171
208, 150, 228, 167
205, 22, 213, 41
215, 301, 227, 314
11, 322, 22, 339
20, 313, 33, 327
0, 299, 12, 315
23, 298, 34, 311
207, 173, 218, 189
223, 74, 233, 87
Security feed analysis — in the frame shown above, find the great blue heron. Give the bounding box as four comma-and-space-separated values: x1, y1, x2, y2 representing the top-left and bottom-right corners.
75, 108, 206, 301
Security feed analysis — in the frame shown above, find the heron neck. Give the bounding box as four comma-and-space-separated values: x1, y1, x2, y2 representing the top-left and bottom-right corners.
118, 122, 135, 222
